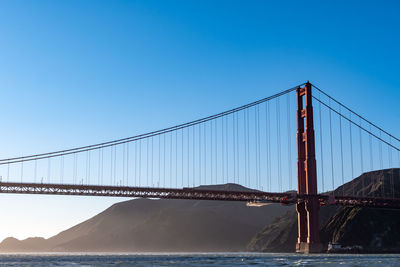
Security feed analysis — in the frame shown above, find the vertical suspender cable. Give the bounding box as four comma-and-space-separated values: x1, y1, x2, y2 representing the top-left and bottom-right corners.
88, 151, 91, 185
86, 151, 89, 184
134, 141, 137, 186
255, 107, 259, 189
73, 155, 76, 184
339, 106, 345, 196
329, 99, 334, 194
20, 160, 23, 183
61, 155, 64, 184
61, 156, 65, 184
187, 127, 190, 187
122, 145, 126, 185
7, 162, 10, 182
122, 143, 125, 185
101, 148, 104, 185
276, 98, 282, 192
318, 92, 325, 192
287, 93, 292, 190
389, 138, 394, 198
163, 134, 166, 187
255, 106, 259, 189
127, 143, 129, 186
380, 131, 384, 196
210, 119, 213, 185
379, 131, 383, 169
113, 146, 116, 185
267, 102, 271, 191
102, 149, 103, 185
170, 132, 172, 188
369, 125, 373, 171
369, 125, 374, 196
257, 106, 261, 189
222, 117, 225, 183
34, 160, 37, 184
48, 158, 51, 184
247, 108, 250, 187
199, 124, 202, 185
182, 129, 184, 187
152, 136, 154, 187
225, 115, 229, 183
233, 113, 236, 183
76, 154, 79, 184
147, 138, 149, 186
265, 102, 269, 191
236, 110, 240, 186
215, 119, 218, 184
110, 148, 112, 185
193, 125, 195, 186
349, 113, 355, 196
204, 122, 206, 185
139, 140, 141, 187
244, 110, 248, 187
176, 130, 178, 187
359, 118, 364, 196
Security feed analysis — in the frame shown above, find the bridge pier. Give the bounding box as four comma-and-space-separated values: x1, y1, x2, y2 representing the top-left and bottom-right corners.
296, 201, 308, 251
296, 82, 322, 253
305, 196, 322, 253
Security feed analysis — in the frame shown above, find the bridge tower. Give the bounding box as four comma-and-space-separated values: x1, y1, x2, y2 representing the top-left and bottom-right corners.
296, 82, 322, 253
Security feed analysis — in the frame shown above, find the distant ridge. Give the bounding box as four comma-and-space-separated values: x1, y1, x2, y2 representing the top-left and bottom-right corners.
334, 168, 400, 198
194, 183, 258, 192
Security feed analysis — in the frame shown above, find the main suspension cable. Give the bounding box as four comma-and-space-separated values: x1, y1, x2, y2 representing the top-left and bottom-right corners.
312, 84, 400, 143
0, 84, 303, 165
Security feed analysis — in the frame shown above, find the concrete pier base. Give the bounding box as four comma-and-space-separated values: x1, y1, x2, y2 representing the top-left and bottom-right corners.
296, 242, 323, 253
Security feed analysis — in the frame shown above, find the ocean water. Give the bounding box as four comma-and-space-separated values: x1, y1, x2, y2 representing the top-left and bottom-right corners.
0, 253, 399, 266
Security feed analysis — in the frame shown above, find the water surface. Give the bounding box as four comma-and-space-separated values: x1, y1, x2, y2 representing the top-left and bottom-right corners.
0, 253, 399, 266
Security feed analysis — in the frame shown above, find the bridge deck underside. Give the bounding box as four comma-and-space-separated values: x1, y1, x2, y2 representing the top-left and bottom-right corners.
1, 182, 400, 208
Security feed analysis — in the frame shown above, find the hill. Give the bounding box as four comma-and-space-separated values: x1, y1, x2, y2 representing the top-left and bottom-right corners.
0, 183, 292, 252
320, 206, 400, 252
247, 168, 400, 253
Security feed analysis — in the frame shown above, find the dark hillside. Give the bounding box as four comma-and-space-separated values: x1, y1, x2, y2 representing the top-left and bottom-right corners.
247, 169, 400, 253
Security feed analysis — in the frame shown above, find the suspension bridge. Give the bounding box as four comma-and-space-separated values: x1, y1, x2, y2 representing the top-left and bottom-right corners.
0, 82, 399, 253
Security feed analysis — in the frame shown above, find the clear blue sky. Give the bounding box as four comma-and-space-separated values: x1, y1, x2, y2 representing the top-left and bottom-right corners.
0, 0, 399, 241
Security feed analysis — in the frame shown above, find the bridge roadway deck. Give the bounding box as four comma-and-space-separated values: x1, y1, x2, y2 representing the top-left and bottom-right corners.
0, 182, 400, 208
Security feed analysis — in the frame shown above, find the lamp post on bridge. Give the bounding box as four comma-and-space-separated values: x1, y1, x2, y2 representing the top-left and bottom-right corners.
296, 81, 322, 253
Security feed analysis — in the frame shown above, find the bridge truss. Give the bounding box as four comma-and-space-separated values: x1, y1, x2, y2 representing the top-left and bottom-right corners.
1, 181, 400, 209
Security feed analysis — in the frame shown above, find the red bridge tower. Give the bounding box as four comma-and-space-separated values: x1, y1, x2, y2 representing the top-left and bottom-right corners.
296, 82, 322, 253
